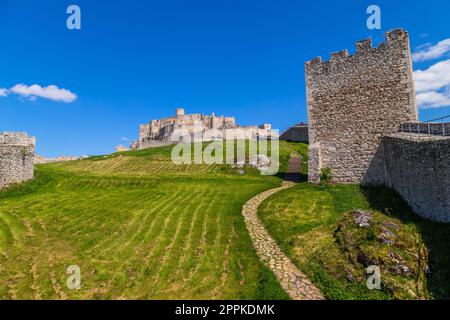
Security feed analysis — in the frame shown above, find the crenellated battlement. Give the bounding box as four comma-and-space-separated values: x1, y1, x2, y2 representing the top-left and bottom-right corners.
355, 38, 372, 53
305, 29, 410, 73
304, 28, 448, 222
330, 49, 349, 62
0, 132, 36, 146
306, 28, 417, 185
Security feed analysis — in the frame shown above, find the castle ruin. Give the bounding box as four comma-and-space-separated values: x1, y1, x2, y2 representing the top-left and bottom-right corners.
305, 29, 449, 222
306, 29, 418, 184
136, 108, 276, 149
0, 132, 36, 190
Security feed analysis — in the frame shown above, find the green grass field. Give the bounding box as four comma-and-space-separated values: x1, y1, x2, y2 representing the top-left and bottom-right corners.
1, 140, 448, 300
258, 183, 450, 300
0, 142, 301, 300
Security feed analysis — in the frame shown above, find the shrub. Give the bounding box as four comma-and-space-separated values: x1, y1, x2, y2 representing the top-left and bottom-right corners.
320, 167, 333, 182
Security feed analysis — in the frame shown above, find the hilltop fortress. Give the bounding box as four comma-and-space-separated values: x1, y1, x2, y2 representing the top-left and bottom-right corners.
0, 132, 35, 190
306, 29, 449, 222
135, 108, 276, 149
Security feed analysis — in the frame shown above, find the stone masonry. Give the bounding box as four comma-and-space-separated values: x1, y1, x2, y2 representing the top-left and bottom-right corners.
136, 108, 276, 149
304, 29, 449, 222
306, 29, 418, 184
0, 132, 36, 190
382, 133, 450, 222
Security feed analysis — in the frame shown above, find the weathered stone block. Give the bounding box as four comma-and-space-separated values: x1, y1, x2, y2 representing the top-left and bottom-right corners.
0, 132, 35, 189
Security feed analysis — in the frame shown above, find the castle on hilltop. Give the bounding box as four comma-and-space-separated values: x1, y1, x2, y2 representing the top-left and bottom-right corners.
0, 132, 35, 190
135, 108, 276, 149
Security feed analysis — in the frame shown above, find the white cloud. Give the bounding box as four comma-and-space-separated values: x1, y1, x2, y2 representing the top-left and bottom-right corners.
414, 59, 450, 93
416, 91, 450, 109
0, 88, 8, 97
412, 38, 450, 62
121, 137, 129, 141
10, 84, 77, 103
414, 59, 450, 109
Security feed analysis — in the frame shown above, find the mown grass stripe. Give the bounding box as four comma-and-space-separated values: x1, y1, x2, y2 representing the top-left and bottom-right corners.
151, 188, 212, 292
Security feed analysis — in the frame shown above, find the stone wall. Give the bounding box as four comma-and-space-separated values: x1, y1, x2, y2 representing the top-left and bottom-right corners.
138, 108, 238, 147
308, 143, 322, 183
137, 108, 277, 149
0, 132, 36, 189
382, 133, 450, 222
306, 29, 418, 184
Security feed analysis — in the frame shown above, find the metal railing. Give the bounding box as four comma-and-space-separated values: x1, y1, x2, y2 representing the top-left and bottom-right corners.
400, 115, 450, 139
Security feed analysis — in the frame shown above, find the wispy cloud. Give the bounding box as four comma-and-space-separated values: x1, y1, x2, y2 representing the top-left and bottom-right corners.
414, 59, 450, 93
412, 38, 450, 62
121, 137, 129, 141
8, 84, 77, 103
416, 91, 450, 109
0, 88, 8, 97
414, 59, 450, 109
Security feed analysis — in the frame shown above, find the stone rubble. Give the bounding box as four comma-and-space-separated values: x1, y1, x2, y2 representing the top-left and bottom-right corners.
353, 210, 373, 228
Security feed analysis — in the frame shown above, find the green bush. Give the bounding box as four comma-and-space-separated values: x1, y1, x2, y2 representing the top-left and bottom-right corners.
320, 167, 333, 182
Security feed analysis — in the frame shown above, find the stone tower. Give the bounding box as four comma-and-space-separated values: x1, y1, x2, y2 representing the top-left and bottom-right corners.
0, 132, 36, 189
176, 108, 185, 118
305, 29, 418, 184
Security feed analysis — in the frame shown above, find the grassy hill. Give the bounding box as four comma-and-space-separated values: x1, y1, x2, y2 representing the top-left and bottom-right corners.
258, 176, 450, 300
0, 142, 301, 300
2, 140, 447, 300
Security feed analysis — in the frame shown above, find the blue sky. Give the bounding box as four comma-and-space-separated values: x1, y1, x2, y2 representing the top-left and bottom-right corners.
1, 0, 449, 157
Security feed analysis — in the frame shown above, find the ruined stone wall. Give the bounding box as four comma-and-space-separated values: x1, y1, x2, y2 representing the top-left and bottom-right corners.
306, 29, 418, 184
382, 133, 450, 222
139, 110, 236, 145
0, 132, 36, 189
137, 109, 274, 149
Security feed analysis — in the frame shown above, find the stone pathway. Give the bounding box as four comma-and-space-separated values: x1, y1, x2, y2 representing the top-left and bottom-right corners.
284, 153, 302, 182
241, 155, 325, 300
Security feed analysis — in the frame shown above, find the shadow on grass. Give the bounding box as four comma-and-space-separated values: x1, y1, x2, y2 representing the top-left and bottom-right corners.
281, 172, 308, 182
275, 154, 308, 182
361, 185, 450, 300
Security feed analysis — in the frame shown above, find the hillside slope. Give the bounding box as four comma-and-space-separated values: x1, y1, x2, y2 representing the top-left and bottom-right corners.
0, 142, 301, 300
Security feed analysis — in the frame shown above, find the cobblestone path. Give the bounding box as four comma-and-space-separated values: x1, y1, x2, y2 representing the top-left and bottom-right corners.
241, 156, 325, 300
